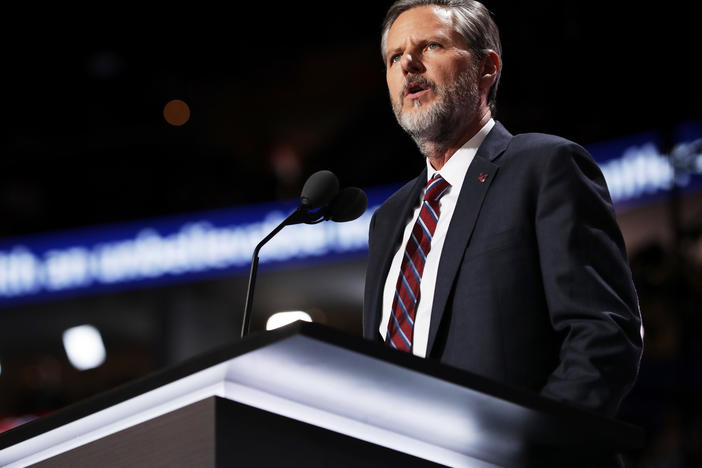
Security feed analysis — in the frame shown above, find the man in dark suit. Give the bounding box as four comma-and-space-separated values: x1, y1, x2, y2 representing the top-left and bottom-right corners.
364, 0, 643, 418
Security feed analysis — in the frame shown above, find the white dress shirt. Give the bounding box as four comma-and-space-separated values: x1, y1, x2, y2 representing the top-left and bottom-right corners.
379, 119, 495, 357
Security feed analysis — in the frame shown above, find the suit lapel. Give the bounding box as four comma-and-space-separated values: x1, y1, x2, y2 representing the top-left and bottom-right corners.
427, 122, 512, 354
364, 168, 427, 337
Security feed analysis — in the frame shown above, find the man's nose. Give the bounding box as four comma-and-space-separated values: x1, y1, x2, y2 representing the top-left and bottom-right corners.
401, 52, 425, 74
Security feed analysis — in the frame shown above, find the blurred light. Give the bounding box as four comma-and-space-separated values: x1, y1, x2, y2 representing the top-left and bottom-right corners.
270, 142, 302, 185
599, 142, 674, 203
0, 205, 378, 305
62, 325, 106, 371
266, 311, 312, 331
163, 99, 190, 126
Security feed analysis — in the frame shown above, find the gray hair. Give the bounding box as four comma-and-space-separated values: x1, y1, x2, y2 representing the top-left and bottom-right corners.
381, 0, 502, 115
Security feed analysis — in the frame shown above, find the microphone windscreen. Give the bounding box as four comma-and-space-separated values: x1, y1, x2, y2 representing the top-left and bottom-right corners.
328, 187, 368, 222
300, 170, 340, 209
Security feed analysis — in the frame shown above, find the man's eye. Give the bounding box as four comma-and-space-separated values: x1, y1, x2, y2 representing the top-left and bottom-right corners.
427, 43, 441, 51
390, 54, 401, 64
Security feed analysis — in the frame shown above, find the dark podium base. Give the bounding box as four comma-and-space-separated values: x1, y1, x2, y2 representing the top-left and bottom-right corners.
30, 396, 444, 468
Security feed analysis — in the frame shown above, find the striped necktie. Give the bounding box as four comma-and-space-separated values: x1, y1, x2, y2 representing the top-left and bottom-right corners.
386, 174, 451, 352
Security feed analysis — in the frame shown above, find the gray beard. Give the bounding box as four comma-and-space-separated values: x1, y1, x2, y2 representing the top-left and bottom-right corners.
392, 68, 480, 157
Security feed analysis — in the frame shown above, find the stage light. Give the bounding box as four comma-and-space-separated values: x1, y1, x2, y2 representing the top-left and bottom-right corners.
266, 311, 312, 331
62, 325, 106, 371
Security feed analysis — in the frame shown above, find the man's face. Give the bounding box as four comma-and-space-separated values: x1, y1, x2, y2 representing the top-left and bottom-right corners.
385, 6, 480, 142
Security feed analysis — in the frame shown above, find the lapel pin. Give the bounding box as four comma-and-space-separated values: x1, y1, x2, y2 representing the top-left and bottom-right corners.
478, 173, 488, 183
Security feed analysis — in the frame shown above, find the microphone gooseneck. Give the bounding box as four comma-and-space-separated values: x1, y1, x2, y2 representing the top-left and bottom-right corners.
241, 170, 365, 339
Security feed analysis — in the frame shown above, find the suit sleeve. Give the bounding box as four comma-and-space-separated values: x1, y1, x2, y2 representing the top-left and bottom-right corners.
363, 209, 380, 341
534, 142, 643, 416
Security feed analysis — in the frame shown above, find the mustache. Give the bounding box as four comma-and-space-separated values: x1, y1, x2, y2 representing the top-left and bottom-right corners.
400, 75, 437, 99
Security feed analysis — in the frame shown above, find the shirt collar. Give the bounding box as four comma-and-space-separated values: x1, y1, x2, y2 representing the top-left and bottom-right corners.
426, 118, 495, 187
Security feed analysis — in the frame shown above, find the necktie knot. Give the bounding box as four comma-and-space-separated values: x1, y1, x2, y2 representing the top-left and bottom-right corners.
425, 174, 451, 203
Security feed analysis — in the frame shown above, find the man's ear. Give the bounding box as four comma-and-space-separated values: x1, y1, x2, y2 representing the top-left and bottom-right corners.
480, 50, 500, 92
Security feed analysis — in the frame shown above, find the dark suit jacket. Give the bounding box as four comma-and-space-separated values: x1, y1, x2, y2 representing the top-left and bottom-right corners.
364, 121, 643, 416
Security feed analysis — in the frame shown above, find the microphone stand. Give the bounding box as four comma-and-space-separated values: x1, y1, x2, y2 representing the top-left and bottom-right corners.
240, 206, 315, 339
238, 171, 365, 339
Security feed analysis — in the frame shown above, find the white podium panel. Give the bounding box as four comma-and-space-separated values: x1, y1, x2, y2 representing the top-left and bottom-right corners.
0, 322, 642, 467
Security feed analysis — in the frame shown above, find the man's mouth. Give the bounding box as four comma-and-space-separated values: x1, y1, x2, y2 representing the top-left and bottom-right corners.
405, 82, 430, 100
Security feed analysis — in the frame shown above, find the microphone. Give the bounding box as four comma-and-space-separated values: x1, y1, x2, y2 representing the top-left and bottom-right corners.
241, 170, 366, 338
318, 187, 368, 223
287, 170, 341, 225
300, 170, 340, 209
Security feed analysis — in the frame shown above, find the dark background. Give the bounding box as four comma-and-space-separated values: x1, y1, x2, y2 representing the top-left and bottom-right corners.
2, 2, 701, 466
4, 2, 698, 237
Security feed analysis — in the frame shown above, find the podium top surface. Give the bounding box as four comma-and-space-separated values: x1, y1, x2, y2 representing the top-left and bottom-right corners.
0, 322, 643, 467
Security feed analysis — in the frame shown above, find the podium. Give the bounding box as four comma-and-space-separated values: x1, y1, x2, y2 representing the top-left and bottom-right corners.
0, 322, 642, 467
